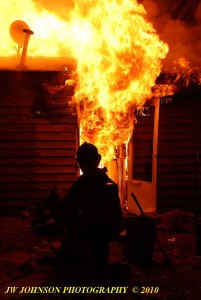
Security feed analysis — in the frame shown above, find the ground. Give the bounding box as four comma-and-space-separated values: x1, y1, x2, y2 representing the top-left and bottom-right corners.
0, 216, 201, 300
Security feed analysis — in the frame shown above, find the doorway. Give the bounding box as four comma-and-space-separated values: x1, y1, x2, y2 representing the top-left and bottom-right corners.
127, 99, 160, 213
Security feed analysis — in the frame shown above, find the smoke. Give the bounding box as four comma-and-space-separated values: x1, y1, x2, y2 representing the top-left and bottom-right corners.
141, 0, 201, 71
195, 2, 201, 21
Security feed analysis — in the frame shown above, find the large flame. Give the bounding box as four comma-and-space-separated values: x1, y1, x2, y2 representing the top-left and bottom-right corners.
0, 0, 168, 161
70, 0, 168, 161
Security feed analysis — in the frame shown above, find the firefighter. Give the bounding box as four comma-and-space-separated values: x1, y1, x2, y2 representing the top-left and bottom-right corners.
56, 142, 125, 266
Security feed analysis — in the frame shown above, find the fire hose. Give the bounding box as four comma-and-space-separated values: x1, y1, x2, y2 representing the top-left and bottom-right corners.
130, 192, 172, 266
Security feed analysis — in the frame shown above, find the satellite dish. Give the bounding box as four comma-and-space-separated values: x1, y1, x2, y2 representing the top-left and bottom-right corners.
9, 20, 30, 47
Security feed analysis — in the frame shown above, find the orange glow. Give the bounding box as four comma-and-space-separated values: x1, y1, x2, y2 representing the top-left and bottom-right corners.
0, 0, 168, 161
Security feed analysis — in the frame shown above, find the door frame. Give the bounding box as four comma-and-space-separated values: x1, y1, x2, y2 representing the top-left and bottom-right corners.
126, 98, 160, 213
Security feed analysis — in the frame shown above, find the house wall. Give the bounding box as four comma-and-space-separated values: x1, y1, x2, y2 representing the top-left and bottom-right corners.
0, 71, 78, 216
157, 87, 201, 212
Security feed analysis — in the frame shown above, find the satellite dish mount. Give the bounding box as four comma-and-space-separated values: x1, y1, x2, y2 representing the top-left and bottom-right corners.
10, 20, 34, 69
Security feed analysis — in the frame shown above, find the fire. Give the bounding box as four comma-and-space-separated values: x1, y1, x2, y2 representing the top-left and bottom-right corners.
0, 0, 168, 162
173, 57, 201, 86
70, 0, 169, 161
0, 0, 72, 57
